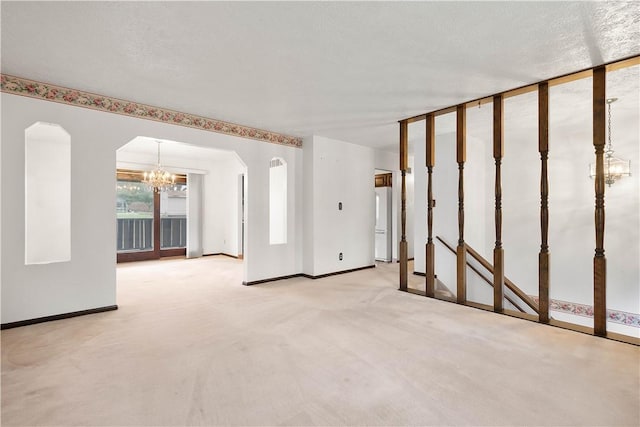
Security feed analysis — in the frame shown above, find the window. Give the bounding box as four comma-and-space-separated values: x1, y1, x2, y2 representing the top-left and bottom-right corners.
25, 122, 71, 265
116, 169, 187, 262
160, 184, 187, 249
269, 158, 287, 245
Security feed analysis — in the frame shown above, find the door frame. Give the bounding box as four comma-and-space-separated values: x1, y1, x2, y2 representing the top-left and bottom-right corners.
374, 171, 393, 262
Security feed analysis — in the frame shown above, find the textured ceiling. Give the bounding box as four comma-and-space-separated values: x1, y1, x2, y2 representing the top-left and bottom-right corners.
2, 1, 639, 151
119, 137, 236, 162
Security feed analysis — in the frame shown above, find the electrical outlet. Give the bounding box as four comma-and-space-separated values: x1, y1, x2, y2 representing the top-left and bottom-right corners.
338, 202, 342, 210
339, 252, 343, 261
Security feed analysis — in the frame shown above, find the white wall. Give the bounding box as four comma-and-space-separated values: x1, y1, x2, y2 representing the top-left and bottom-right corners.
1, 93, 302, 324
414, 132, 427, 274
431, 132, 459, 294
303, 135, 375, 276
203, 154, 246, 256
406, 157, 416, 262
302, 136, 315, 274
464, 105, 495, 302
502, 91, 541, 299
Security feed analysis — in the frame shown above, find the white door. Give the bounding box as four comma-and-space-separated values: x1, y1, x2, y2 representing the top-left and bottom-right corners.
375, 186, 392, 262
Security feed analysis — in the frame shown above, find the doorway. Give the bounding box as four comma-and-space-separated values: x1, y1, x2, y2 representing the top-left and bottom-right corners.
116, 136, 248, 267
374, 170, 393, 262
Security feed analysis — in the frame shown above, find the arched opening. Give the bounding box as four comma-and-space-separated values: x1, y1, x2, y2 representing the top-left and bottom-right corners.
115, 136, 248, 304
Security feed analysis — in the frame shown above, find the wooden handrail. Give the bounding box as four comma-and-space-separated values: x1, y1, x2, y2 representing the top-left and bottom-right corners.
435, 236, 540, 314
434, 236, 525, 313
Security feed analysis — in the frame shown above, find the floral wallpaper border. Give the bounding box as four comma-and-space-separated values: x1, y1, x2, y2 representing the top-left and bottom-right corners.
530, 296, 640, 328
0, 74, 303, 148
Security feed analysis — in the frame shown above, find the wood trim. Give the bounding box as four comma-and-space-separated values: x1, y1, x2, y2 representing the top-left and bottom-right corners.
399, 120, 408, 291
548, 318, 594, 336
400, 55, 640, 123
160, 248, 186, 258
117, 169, 187, 184
435, 236, 526, 313
465, 96, 493, 110
400, 240, 408, 291
502, 309, 539, 322
593, 66, 607, 337
456, 105, 466, 304
243, 274, 301, 286
435, 236, 539, 314
1, 305, 118, 330
303, 265, 376, 280
426, 113, 435, 297
203, 252, 240, 259
605, 56, 640, 72
243, 265, 376, 286
117, 250, 157, 263
503, 84, 538, 100
538, 82, 550, 324
118, 249, 185, 263
426, 113, 435, 168
606, 331, 640, 346
400, 288, 638, 346
374, 173, 393, 187
399, 120, 408, 171
464, 243, 539, 314
493, 94, 504, 313
548, 69, 592, 87
405, 114, 427, 124
466, 301, 494, 312
406, 288, 427, 297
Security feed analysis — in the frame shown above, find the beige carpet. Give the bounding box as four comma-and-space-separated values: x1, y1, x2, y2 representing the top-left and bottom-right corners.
2, 256, 639, 426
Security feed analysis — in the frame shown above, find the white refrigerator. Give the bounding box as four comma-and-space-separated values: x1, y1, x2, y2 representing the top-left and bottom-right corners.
374, 186, 392, 262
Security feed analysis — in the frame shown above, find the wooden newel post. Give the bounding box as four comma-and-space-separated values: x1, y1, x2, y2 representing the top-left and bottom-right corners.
538, 82, 550, 323
456, 105, 467, 304
593, 66, 607, 337
426, 114, 436, 297
399, 120, 409, 291
493, 95, 505, 312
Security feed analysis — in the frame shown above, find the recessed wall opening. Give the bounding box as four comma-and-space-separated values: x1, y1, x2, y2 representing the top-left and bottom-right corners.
269, 157, 287, 245
115, 136, 248, 298
117, 136, 247, 261
24, 122, 71, 265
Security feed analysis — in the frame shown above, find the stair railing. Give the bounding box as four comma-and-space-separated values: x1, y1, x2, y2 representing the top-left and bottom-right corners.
435, 235, 540, 315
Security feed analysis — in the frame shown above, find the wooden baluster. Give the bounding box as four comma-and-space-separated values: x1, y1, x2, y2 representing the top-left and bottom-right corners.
426, 114, 435, 297
593, 66, 607, 337
399, 120, 408, 291
538, 82, 550, 323
493, 95, 504, 312
456, 105, 467, 304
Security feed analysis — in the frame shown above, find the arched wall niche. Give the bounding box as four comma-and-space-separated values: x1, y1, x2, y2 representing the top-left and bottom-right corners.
24, 121, 71, 265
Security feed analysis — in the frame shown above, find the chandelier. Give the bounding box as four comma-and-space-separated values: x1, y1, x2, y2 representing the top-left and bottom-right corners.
142, 141, 176, 192
589, 98, 631, 187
